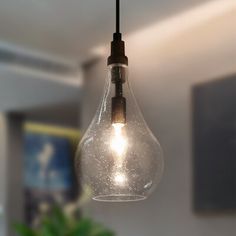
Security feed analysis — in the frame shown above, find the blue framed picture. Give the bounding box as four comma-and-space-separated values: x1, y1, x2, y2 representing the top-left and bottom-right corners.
24, 133, 73, 190
23, 123, 80, 225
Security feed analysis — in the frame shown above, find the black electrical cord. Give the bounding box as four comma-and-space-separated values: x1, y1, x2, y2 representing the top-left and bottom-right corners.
111, 0, 127, 124
107, 0, 128, 66
116, 0, 120, 33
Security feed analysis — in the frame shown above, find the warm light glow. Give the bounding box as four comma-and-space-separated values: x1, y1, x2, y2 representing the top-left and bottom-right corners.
91, 0, 235, 57
110, 123, 127, 156
111, 124, 128, 186
114, 172, 127, 186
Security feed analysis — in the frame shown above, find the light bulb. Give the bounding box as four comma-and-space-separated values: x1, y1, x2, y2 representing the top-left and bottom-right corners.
114, 172, 127, 186
75, 64, 164, 202
110, 123, 127, 157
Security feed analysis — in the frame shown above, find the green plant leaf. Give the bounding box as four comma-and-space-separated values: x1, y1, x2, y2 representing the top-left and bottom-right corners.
69, 218, 92, 236
13, 223, 36, 236
40, 207, 69, 236
13, 205, 116, 236
40, 218, 58, 236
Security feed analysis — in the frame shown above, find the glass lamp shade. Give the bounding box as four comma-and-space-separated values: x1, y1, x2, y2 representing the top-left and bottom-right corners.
75, 64, 164, 202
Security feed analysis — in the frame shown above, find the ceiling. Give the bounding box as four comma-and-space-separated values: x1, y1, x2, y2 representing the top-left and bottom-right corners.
0, 0, 210, 63
1, 0, 233, 113
0, 64, 81, 111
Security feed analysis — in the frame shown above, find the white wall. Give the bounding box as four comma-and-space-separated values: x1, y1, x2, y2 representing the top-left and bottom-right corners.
82, 8, 236, 236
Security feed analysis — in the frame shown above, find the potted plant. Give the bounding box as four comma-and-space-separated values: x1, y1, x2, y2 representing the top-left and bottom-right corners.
14, 207, 115, 236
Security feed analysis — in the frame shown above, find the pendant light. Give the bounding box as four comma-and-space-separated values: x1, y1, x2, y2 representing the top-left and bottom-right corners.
75, 0, 164, 202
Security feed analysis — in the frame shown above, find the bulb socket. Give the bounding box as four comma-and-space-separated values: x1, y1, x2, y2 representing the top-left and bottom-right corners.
111, 65, 126, 84
107, 33, 128, 66
112, 96, 126, 124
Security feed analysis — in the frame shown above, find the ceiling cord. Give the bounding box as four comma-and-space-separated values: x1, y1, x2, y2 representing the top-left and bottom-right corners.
116, 0, 120, 33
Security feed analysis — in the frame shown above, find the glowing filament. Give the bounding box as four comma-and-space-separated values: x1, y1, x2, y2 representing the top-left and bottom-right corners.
110, 123, 127, 156
114, 172, 127, 186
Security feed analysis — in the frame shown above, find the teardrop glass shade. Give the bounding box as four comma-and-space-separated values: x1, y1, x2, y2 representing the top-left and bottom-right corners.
75, 64, 164, 202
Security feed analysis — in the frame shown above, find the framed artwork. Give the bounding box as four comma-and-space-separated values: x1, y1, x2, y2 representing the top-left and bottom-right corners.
192, 75, 236, 213
23, 123, 80, 225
